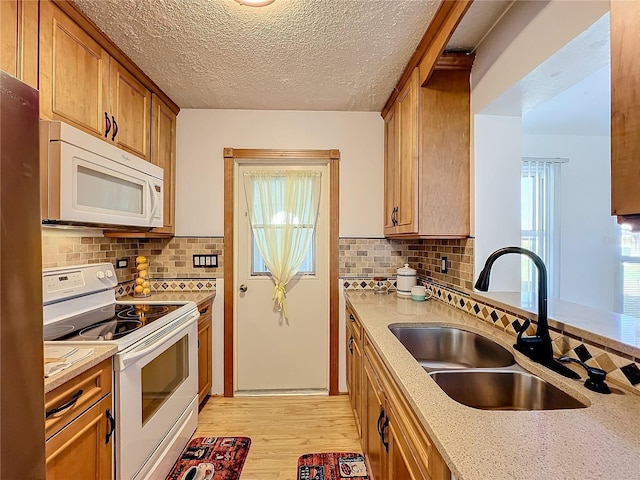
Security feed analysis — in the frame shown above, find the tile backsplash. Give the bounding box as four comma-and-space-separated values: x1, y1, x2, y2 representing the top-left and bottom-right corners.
42, 233, 223, 283
339, 237, 474, 291
42, 233, 472, 290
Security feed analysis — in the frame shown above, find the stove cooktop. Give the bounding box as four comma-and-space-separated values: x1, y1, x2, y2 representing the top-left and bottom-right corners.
44, 303, 182, 341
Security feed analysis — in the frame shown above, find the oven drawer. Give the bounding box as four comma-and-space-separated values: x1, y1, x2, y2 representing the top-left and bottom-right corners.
45, 357, 113, 440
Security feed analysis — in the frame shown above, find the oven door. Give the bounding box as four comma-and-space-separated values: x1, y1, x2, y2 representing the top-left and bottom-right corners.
115, 311, 198, 480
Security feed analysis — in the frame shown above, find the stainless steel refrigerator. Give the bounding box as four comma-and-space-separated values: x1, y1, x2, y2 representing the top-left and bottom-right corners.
0, 70, 45, 478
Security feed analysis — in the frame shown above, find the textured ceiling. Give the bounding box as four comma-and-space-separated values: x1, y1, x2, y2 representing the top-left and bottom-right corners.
74, 0, 512, 111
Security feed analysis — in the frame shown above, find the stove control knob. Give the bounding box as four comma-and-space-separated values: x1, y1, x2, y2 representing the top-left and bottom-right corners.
105, 270, 114, 278
97, 271, 105, 279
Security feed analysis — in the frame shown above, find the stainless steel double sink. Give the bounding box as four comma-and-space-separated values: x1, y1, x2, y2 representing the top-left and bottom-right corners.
389, 324, 586, 411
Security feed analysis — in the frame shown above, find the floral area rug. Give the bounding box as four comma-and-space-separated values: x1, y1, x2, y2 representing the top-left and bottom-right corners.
297, 452, 369, 480
166, 437, 251, 480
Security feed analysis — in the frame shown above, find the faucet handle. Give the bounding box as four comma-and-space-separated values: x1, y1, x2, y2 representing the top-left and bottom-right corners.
558, 356, 611, 394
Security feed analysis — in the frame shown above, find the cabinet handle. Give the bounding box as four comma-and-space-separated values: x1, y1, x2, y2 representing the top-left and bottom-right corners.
376, 408, 385, 437
45, 389, 83, 418
348, 337, 354, 354
349, 314, 355, 322
381, 416, 389, 452
199, 306, 209, 315
104, 112, 111, 137
111, 116, 118, 141
105, 408, 115, 444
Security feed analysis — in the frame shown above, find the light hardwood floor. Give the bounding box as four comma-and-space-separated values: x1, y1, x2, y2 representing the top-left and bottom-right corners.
195, 395, 362, 480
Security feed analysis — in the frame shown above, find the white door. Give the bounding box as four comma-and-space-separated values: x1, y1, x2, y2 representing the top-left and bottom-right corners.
235, 163, 329, 393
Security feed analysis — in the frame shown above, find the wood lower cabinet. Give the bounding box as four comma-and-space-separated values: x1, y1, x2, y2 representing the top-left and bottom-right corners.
346, 307, 364, 436
197, 299, 213, 406
45, 358, 114, 480
39, 0, 152, 161
347, 307, 450, 480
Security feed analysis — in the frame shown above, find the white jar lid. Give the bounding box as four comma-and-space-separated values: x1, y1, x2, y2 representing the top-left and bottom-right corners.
397, 263, 416, 276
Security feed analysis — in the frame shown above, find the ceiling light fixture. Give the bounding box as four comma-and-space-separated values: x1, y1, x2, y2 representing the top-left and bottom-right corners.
234, 0, 275, 6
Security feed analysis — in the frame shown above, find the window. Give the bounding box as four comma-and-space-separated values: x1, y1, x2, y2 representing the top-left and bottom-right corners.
521, 158, 563, 296
620, 227, 640, 317
252, 227, 315, 275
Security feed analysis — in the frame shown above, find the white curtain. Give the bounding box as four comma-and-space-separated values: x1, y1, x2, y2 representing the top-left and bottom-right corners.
243, 170, 322, 318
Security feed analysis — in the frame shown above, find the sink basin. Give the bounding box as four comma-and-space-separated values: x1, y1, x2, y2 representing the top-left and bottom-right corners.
389, 325, 515, 371
430, 370, 587, 411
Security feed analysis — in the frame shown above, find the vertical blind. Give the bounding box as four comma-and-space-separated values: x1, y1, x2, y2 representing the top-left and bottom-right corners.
521, 157, 564, 297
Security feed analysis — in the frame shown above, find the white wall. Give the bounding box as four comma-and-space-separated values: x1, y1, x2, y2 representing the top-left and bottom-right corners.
471, 0, 610, 115
175, 109, 384, 237
474, 115, 522, 290
522, 134, 618, 312
471, 0, 609, 291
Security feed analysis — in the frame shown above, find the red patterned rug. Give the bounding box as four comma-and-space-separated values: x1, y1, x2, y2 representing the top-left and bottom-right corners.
166, 437, 251, 480
297, 452, 369, 480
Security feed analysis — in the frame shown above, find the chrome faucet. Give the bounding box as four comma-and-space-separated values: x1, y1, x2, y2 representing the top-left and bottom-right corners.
475, 247, 580, 380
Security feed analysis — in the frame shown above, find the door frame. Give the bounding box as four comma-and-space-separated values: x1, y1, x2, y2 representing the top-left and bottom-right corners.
223, 148, 340, 397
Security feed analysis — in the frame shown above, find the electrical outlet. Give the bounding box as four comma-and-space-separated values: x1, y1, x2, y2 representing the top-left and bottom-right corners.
441, 256, 448, 274
116, 258, 128, 269
193, 254, 218, 268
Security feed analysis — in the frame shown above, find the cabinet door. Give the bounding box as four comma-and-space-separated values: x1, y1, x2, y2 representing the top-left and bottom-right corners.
197, 301, 213, 405
386, 404, 421, 480
39, 0, 110, 137
110, 60, 151, 160
352, 336, 363, 437
383, 104, 398, 235
394, 68, 419, 234
1, 0, 18, 77
46, 394, 113, 480
364, 357, 385, 480
611, 0, 640, 217
150, 93, 177, 234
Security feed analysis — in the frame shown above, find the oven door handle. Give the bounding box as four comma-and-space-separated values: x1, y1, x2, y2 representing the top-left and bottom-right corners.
117, 312, 197, 370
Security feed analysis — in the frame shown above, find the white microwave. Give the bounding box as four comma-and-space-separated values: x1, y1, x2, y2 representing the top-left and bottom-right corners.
40, 121, 163, 228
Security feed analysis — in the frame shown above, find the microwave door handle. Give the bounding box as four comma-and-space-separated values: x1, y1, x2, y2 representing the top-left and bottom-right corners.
148, 179, 160, 223
118, 312, 197, 370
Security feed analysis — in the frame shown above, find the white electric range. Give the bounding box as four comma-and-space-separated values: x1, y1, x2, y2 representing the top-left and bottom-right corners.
43, 263, 199, 480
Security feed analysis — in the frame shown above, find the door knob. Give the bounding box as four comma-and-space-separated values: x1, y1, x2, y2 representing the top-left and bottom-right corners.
239, 284, 248, 293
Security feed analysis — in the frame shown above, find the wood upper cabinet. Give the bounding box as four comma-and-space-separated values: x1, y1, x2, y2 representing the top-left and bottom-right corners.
1, 0, 38, 88
383, 54, 472, 238
611, 1, 640, 223
197, 299, 213, 406
39, 0, 111, 138
39, 0, 152, 161
110, 61, 151, 160
150, 93, 177, 235
384, 68, 419, 236
383, 104, 398, 233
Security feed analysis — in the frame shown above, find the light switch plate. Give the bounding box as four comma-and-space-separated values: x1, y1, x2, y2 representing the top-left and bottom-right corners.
116, 258, 128, 269
441, 256, 448, 274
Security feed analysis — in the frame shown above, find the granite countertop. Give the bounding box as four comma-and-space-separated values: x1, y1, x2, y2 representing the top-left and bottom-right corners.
118, 291, 215, 305
346, 291, 640, 480
44, 344, 118, 394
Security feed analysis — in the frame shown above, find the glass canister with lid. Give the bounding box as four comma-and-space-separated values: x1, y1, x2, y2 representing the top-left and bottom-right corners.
373, 276, 388, 295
